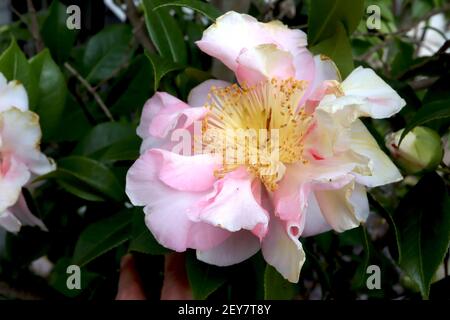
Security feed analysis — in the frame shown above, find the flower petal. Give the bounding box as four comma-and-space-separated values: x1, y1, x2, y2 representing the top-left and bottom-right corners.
317, 67, 406, 122
196, 11, 310, 75
0, 156, 30, 212
236, 44, 296, 85
350, 120, 402, 187
188, 79, 230, 108
8, 193, 47, 231
192, 167, 269, 234
151, 149, 219, 192
197, 230, 260, 266
0, 74, 29, 112
0, 108, 55, 175
126, 150, 229, 252
261, 215, 306, 283
0, 209, 21, 233
313, 176, 369, 233
137, 92, 207, 153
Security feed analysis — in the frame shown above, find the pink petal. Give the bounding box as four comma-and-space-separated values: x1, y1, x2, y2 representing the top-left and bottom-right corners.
196, 230, 260, 266
137, 92, 207, 153
190, 167, 269, 234
151, 149, 219, 192
0, 74, 29, 112
0, 155, 30, 212
126, 150, 229, 252
188, 79, 230, 108
8, 193, 47, 231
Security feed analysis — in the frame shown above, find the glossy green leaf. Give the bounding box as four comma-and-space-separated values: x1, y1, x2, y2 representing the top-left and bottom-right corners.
154, 0, 222, 21
41, 0, 78, 64
264, 264, 297, 300
110, 55, 154, 115
82, 25, 133, 83
29, 49, 67, 140
143, 0, 188, 64
311, 22, 354, 78
308, 0, 364, 45
400, 99, 450, 144
0, 40, 38, 107
394, 173, 450, 298
146, 52, 184, 91
186, 251, 227, 300
73, 211, 133, 266
73, 122, 136, 156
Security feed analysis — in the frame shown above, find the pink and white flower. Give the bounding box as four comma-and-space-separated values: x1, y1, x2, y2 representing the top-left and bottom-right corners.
126, 12, 405, 282
0, 73, 55, 233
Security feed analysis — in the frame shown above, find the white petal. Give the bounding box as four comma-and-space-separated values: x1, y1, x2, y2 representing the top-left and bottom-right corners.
0, 108, 55, 175
262, 216, 306, 283
0, 78, 29, 112
350, 120, 402, 187
0, 209, 22, 233
313, 177, 369, 233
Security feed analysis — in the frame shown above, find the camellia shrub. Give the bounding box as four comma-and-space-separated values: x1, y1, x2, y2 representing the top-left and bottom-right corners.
0, 0, 448, 301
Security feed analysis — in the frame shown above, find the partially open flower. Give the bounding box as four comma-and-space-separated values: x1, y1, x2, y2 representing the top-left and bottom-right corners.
386, 126, 443, 174
0, 73, 55, 233
126, 12, 405, 282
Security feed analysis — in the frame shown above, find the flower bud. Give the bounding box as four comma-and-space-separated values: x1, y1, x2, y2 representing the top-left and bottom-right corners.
385, 126, 443, 174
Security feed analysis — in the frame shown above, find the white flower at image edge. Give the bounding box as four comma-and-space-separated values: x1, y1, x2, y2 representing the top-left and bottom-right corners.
0, 72, 55, 233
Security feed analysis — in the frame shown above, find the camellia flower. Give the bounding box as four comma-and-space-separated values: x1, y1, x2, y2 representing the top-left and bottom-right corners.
0, 73, 55, 233
126, 12, 405, 282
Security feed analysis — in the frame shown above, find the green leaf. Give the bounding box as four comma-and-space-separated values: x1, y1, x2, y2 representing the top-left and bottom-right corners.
186, 251, 227, 300
29, 49, 67, 141
143, 0, 188, 64
154, 0, 222, 21
73, 211, 133, 266
110, 55, 154, 115
264, 264, 297, 300
49, 258, 100, 298
308, 0, 364, 45
400, 99, 450, 144
146, 52, 183, 91
82, 25, 133, 83
0, 40, 38, 107
41, 0, 78, 64
393, 173, 450, 298
38, 156, 124, 201
129, 209, 170, 255
310, 22, 354, 78
73, 122, 136, 156
95, 137, 140, 163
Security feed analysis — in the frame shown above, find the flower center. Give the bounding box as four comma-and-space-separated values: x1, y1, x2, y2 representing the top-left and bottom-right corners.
201, 78, 312, 191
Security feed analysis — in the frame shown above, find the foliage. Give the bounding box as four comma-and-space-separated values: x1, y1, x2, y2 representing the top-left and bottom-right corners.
0, 0, 449, 300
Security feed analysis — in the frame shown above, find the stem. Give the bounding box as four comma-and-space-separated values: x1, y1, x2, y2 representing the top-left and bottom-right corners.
26, 0, 44, 53
64, 62, 115, 122
125, 0, 155, 53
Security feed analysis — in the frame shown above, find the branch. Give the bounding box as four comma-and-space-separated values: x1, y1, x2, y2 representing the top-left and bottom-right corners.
64, 63, 115, 122
26, 0, 44, 52
125, 0, 155, 53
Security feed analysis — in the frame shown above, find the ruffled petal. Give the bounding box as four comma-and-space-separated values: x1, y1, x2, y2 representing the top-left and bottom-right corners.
150, 149, 219, 192
0, 108, 55, 175
126, 150, 229, 252
0, 74, 29, 112
349, 120, 402, 187
317, 67, 406, 123
261, 215, 306, 283
191, 167, 269, 234
0, 156, 30, 212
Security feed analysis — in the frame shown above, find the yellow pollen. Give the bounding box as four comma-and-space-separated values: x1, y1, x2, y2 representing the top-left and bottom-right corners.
201, 78, 313, 191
